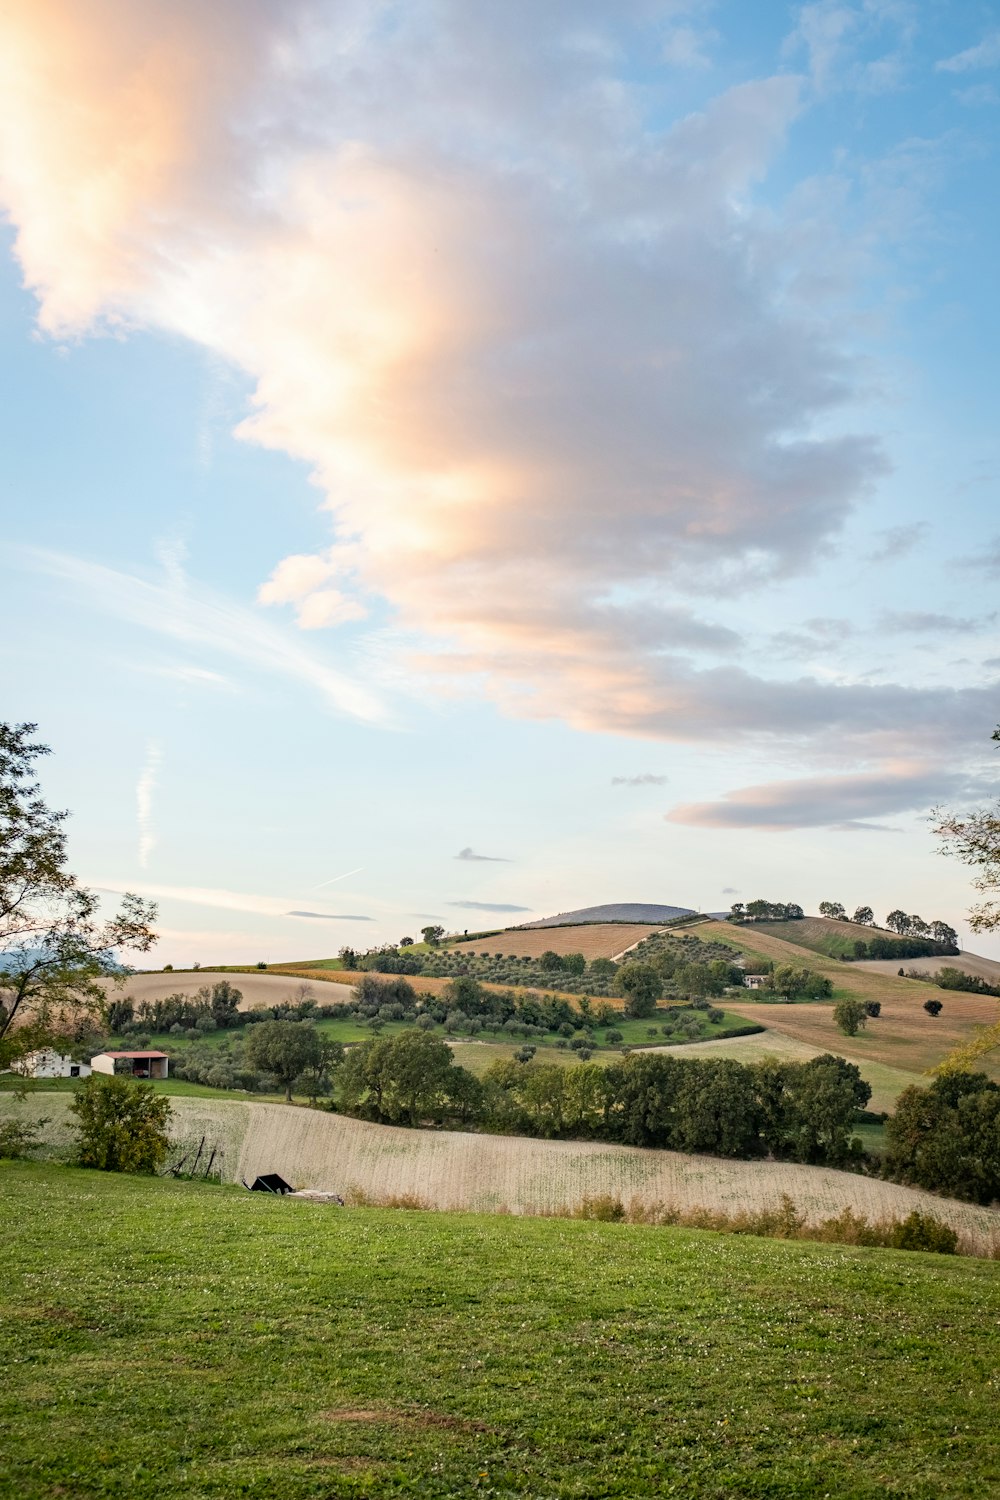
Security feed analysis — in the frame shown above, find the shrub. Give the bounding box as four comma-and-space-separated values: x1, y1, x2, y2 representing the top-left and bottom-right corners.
70, 1076, 172, 1174
888, 1212, 958, 1255
0, 1117, 50, 1160
923, 999, 943, 1017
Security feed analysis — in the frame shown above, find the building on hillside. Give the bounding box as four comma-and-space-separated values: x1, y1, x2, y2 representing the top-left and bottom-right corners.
90, 1050, 169, 1080
742, 974, 769, 990
12, 1049, 91, 1080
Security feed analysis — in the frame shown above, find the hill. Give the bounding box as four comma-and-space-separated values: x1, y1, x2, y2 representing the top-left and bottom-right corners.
3, 1162, 999, 1498
449, 921, 661, 961
517, 901, 695, 927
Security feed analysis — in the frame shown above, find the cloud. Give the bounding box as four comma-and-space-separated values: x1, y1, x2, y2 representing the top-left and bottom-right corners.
954, 84, 1000, 108
456, 847, 510, 862
135, 740, 162, 868
666, 765, 966, 831
285, 910, 373, 920
869, 523, 925, 563
0, 3, 909, 751
878, 611, 995, 636
611, 773, 669, 786
447, 900, 533, 913
662, 24, 718, 69
957, 536, 1000, 578
721, 886, 739, 894
21, 547, 386, 724
936, 32, 1000, 74
93, 877, 373, 921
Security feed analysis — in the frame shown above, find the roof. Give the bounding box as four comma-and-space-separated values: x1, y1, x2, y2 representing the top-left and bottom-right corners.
93, 1050, 169, 1059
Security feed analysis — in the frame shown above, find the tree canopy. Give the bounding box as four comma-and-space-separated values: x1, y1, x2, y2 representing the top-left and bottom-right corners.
0, 723, 157, 1062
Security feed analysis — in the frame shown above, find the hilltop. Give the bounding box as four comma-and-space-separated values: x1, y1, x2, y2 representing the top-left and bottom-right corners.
516, 901, 695, 927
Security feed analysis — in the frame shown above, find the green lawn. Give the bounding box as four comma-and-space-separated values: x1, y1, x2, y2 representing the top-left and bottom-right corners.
2, 1163, 998, 1498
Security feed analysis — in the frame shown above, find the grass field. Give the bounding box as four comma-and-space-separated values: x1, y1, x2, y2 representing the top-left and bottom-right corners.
3, 1163, 999, 1498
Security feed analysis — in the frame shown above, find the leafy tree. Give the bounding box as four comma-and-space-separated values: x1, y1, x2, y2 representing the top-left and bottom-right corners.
923, 998, 944, 1017
338, 1030, 480, 1125
864, 1001, 881, 1018
931, 920, 958, 946
206, 980, 242, 1027
934, 730, 1000, 932
442, 974, 487, 1014
885, 1073, 1000, 1203
538, 950, 564, 972
589, 957, 616, 979
420, 925, 445, 946
778, 1055, 870, 1167
614, 962, 661, 1018
885, 909, 910, 935
338, 946, 359, 969
399, 935, 414, 947
852, 906, 874, 926
0, 723, 157, 1062
818, 901, 846, 920
562, 952, 586, 976
908, 915, 929, 937
0, 1117, 50, 1159
70, 1075, 172, 1173
770, 966, 832, 1001
833, 997, 868, 1036
245, 1020, 322, 1101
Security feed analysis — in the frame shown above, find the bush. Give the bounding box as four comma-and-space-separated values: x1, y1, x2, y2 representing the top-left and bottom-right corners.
70, 1075, 172, 1174
888, 1212, 957, 1255
0, 1117, 49, 1160
923, 999, 943, 1017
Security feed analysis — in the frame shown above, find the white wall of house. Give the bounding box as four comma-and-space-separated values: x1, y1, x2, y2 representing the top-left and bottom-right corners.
90, 1054, 116, 1075
14, 1050, 91, 1079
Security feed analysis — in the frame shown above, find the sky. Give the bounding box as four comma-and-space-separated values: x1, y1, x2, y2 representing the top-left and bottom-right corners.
1, 0, 999, 964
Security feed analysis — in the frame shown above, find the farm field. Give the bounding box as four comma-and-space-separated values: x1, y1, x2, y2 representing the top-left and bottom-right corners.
3, 1163, 1000, 1499
450, 921, 664, 960
5, 1094, 998, 1249
743, 914, 892, 959
857, 952, 1000, 984
99, 969, 350, 1012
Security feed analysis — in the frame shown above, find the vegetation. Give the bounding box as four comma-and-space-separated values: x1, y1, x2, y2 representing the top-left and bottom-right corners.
935, 965, 1000, 997
834, 997, 870, 1037
885, 1073, 1000, 1204
69, 1075, 172, 1173
729, 899, 804, 922
0, 721, 157, 1065
2, 1163, 998, 1498
934, 731, 1000, 933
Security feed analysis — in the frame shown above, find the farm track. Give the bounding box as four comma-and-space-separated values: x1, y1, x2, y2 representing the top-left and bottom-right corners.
6, 1093, 999, 1253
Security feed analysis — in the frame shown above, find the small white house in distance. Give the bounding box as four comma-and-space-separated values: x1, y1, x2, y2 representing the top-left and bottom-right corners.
743, 974, 769, 990
14, 1049, 91, 1080
90, 1050, 169, 1080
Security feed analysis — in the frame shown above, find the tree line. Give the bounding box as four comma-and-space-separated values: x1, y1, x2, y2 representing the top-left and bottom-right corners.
728, 900, 804, 923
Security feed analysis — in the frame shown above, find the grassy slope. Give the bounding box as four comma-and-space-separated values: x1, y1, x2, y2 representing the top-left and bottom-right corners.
2, 1163, 999, 1500
748, 915, 891, 959
7, 1096, 999, 1250
698, 921, 1000, 1083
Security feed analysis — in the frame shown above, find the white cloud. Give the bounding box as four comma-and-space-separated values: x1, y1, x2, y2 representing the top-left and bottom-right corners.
135, 740, 162, 868
936, 32, 1000, 74
666, 764, 967, 831
22, 546, 387, 724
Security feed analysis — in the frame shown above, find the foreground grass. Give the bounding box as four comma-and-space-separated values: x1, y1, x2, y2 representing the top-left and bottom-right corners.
3, 1164, 999, 1498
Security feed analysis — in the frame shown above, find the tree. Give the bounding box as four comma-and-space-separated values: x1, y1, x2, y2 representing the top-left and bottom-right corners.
420, 925, 445, 946
931, 920, 958, 947
0, 723, 158, 1062
589, 957, 616, 979
613, 962, 661, 1018
562, 952, 586, 976
338, 1030, 480, 1125
538, 950, 564, 972
205, 980, 242, 1028
923, 998, 944, 1017
70, 1075, 172, 1173
818, 901, 846, 920
885, 1073, 1000, 1204
245, 1020, 322, 1101
852, 906, 874, 926
934, 730, 1000, 932
399, 935, 414, 947
884, 910, 909, 935
833, 997, 868, 1036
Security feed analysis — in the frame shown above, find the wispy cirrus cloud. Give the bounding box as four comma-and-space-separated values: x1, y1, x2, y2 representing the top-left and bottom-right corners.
135, 740, 162, 869
936, 32, 1000, 73
456, 847, 510, 862
21, 547, 387, 725
611, 773, 669, 786
448, 900, 533, 913
94, 877, 373, 922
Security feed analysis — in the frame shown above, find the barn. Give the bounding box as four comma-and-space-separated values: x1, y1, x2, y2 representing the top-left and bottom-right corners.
90, 1050, 169, 1080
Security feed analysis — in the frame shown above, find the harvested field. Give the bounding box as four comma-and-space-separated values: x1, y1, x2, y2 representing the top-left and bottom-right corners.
450, 921, 664, 961
99, 970, 356, 1012
858, 952, 1000, 984
7, 1093, 999, 1253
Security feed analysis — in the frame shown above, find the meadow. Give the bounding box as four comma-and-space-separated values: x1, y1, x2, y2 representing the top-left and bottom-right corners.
2, 1162, 999, 1498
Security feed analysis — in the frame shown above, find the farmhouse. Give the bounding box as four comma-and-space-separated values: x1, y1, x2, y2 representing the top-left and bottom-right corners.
90, 1050, 170, 1080
13, 1049, 91, 1080
743, 974, 769, 990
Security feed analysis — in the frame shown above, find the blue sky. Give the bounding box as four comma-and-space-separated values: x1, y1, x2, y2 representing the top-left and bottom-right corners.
1, 0, 998, 961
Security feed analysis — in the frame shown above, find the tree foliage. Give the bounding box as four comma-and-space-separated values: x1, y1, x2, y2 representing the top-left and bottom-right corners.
338, 1030, 482, 1125
244, 1020, 323, 1101
613, 962, 661, 1017
884, 1073, 1000, 1204
833, 997, 868, 1037
934, 728, 1000, 932
70, 1074, 172, 1174
0, 723, 157, 1060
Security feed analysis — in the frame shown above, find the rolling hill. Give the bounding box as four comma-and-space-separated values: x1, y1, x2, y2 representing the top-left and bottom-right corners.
516, 901, 695, 927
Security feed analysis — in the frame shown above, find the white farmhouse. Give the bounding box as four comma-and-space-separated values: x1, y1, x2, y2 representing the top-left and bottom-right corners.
13, 1049, 91, 1080
742, 974, 769, 991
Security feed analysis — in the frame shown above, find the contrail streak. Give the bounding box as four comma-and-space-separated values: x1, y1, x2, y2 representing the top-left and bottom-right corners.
311, 867, 363, 890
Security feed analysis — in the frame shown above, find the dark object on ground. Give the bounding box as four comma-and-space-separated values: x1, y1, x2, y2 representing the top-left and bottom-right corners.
245, 1172, 294, 1194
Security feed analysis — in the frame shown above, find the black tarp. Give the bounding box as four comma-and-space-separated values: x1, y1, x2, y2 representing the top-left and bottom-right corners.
246, 1173, 294, 1194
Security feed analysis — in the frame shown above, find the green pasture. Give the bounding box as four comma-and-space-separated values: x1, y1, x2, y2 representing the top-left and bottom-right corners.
1, 1163, 998, 1498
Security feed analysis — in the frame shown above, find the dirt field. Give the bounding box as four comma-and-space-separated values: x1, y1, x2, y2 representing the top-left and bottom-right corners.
8, 1093, 998, 1252
450, 923, 665, 961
